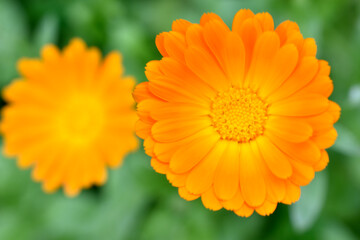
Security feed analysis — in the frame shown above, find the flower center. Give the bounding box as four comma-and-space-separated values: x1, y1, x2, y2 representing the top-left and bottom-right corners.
55, 94, 105, 146
210, 87, 268, 143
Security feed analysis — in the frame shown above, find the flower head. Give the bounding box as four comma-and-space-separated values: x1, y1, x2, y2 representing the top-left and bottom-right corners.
1, 38, 138, 196
134, 9, 340, 217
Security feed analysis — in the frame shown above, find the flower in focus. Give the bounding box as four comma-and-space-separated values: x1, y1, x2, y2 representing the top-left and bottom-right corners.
1, 38, 138, 196
134, 9, 340, 217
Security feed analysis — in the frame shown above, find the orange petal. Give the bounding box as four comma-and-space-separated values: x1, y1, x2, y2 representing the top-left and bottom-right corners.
17, 59, 45, 81
163, 31, 186, 63
64, 38, 86, 55
313, 150, 329, 172
144, 59, 162, 77
318, 60, 331, 76
267, 133, 321, 165
213, 141, 240, 200
2, 80, 54, 108
186, 140, 227, 194
232, 9, 255, 33
135, 120, 152, 139
155, 57, 216, 103
224, 32, 246, 87
166, 170, 188, 187
327, 101, 341, 123
178, 186, 200, 201
234, 203, 254, 217
32, 155, 58, 182
185, 24, 208, 50
41, 44, 61, 63
255, 200, 277, 216
312, 127, 338, 149
169, 128, 219, 173
151, 157, 169, 174
98, 52, 124, 84
18, 154, 37, 169
151, 102, 210, 121
268, 57, 319, 103
42, 178, 61, 194
144, 137, 155, 157
16, 141, 48, 168
201, 187, 222, 211
300, 38, 317, 58
149, 76, 200, 104
133, 82, 157, 103
254, 12, 274, 31
258, 44, 299, 98
269, 93, 329, 117
305, 112, 333, 132
266, 174, 286, 203
285, 31, 304, 53
200, 13, 224, 26
64, 185, 80, 197
221, 190, 245, 210
185, 46, 229, 91
245, 31, 280, 90
237, 18, 262, 73
300, 75, 333, 98
155, 33, 169, 57
42, 150, 71, 192
239, 143, 266, 207
250, 141, 286, 203
153, 128, 213, 163
172, 19, 192, 34
151, 117, 211, 143
275, 20, 300, 45
203, 19, 230, 71
288, 159, 315, 186
256, 136, 292, 179
281, 181, 301, 204
266, 116, 313, 143
136, 98, 162, 124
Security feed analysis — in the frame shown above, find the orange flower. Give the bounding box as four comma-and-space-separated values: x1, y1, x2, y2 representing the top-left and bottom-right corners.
1, 38, 138, 196
134, 9, 340, 217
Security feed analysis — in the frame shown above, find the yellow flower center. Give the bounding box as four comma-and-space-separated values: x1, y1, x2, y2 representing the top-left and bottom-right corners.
55, 94, 105, 146
210, 87, 268, 143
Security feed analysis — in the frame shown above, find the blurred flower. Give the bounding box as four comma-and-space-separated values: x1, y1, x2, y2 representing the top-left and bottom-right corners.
1, 38, 138, 196
133, 9, 340, 217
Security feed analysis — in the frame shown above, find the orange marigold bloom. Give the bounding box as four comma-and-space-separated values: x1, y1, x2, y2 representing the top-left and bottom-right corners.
134, 9, 341, 217
1, 38, 138, 196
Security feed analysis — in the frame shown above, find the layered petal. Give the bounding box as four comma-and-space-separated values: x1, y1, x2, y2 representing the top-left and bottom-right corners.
135, 9, 339, 218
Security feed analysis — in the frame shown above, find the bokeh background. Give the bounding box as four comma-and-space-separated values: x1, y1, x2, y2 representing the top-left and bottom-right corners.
0, 0, 359, 239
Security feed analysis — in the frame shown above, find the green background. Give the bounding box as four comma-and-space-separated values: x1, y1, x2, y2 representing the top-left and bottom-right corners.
0, 0, 359, 239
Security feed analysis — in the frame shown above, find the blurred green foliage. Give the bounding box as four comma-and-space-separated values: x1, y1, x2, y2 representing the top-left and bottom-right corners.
0, 0, 359, 239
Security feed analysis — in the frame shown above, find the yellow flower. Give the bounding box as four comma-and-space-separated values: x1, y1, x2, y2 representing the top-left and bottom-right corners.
133, 9, 340, 217
1, 38, 138, 196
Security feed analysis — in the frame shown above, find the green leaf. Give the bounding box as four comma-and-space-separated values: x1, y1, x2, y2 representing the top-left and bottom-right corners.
0, 0, 28, 87
33, 14, 59, 51
319, 220, 358, 240
289, 171, 328, 233
333, 124, 360, 157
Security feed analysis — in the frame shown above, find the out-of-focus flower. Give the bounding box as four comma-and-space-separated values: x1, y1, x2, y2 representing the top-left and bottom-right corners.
1, 38, 138, 196
134, 9, 340, 217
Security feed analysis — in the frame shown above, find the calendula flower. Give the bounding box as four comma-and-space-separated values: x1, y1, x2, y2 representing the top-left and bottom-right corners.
1, 38, 138, 196
134, 9, 340, 217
